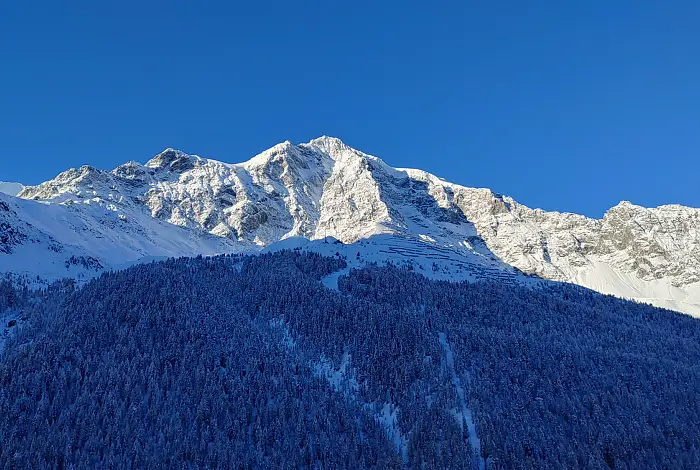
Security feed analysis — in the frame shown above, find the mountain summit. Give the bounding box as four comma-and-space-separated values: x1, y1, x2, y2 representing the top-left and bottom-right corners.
3, 137, 700, 315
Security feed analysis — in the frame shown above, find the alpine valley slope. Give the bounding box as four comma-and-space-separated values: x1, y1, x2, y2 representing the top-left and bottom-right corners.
3, 136, 699, 316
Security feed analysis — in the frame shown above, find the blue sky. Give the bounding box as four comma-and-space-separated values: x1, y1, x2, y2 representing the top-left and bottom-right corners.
1, 1, 698, 217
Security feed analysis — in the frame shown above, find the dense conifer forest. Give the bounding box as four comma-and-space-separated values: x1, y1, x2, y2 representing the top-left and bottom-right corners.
1, 251, 699, 469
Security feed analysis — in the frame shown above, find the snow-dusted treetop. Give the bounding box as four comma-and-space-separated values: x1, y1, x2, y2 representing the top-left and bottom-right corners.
4, 136, 700, 315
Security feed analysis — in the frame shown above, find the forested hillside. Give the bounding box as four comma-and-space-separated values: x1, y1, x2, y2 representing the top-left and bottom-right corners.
1, 252, 699, 469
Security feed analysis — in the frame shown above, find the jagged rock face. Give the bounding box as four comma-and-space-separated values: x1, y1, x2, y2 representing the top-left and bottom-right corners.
17, 140, 399, 246
394, 169, 700, 289
455, 194, 700, 288
597, 203, 700, 285
0, 201, 28, 254
10, 136, 700, 314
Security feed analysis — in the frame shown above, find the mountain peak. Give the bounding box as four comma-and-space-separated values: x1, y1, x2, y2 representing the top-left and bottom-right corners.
145, 148, 195, 172
244, 137, 356, 169
305, 136, 350, 157
614, 200, 637, 208
268, 140, 295, 154
307, 135, 346, 146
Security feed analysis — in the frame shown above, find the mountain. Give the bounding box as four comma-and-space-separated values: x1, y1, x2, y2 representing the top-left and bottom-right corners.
3, 136, 699, 315
0, 182, 24, 197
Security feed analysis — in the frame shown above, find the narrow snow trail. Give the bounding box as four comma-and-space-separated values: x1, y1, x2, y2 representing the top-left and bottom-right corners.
270, 319, 409, 466
314, 348, 409, 465
321, 267, 351, 292
439, 332, 485, 470
367, 402, 409, 465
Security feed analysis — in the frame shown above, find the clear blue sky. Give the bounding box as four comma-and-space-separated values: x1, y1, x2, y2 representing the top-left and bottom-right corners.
1, 1, 698, 217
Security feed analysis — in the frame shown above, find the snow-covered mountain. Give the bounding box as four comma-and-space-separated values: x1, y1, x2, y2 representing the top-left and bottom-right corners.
3, 136, 699, 315
0, 182, 24, 197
